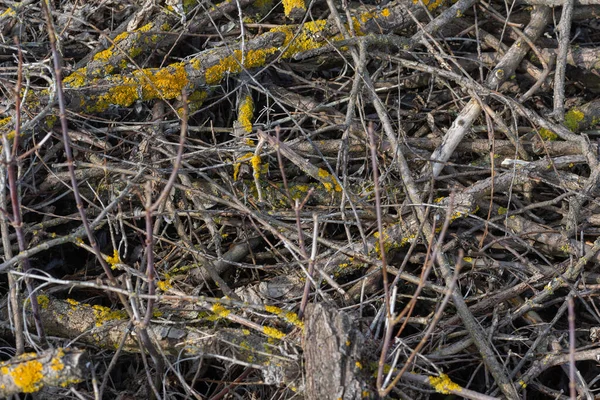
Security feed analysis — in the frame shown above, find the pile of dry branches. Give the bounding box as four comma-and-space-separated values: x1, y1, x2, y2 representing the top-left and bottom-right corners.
1, 0, 600, 398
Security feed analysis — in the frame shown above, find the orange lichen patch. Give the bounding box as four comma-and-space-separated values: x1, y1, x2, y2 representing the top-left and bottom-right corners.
237, 95, 254, 133
317, 168, 342, 192
92, 304, 127, 327
205, 47, 278, 85
282, 0, 306, 17
8, 358, 44, 393
429, 373, 461, 394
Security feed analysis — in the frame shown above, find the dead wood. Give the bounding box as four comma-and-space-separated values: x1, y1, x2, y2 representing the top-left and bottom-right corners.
1, 0, 600, 398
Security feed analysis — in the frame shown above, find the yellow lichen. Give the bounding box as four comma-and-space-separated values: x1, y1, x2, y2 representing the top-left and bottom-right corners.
205, 48, 277, 85
182, 90, 208, 116
106, 249, 120, 270
50, 355, 64, 372
400, 233, 417, 246
63, 67, 87, 88
381, 8, 390, 17
1, 7, 16, 18
373, 231, 396, 257
36, 295, 50, 309
238, 95, 254, 133
263, 326, 286, 339
265, 305, 282, 314
9, 359, 44, 393
212, 303, 231, 318
129, 46, 143, 58
93, 48, 113, 62
66, 298, 79, 310
137, 23, 153, 33
45, 115, 58, 129
414, 0, 446, 11
270, 20, 332, 58
284, 311, 304, 329
156, 280, 172, 291
539, 128, 558, 141
429, 373, 461, 394
92, 304, 127, 327
92, 63, 188, 112
0, 116, 12, 128
282, 0, 306, 17
233, 152, 254, 180
317, 168, 342, 192
251, 154, 262, 180
114, 31, 129, 43
564, 108, 585, 132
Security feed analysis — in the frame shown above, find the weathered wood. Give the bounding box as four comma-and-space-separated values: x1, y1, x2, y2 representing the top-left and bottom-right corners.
303, 303, 372, 400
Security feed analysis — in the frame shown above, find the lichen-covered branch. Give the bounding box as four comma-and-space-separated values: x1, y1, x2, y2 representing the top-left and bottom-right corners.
0, 347, 86, 396
23, 294, 301, 386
